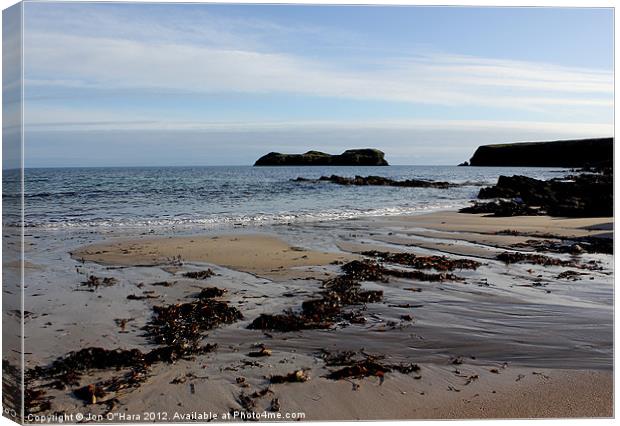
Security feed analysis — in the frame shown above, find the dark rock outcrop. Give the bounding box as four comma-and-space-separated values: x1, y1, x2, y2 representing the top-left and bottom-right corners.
254, 149, 388, 166
459, 172, 612, 217
467, 137, 612, 167
294, 175, 455, 188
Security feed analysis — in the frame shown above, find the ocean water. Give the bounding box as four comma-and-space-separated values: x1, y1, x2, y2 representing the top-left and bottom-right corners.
5, 165, 566, 229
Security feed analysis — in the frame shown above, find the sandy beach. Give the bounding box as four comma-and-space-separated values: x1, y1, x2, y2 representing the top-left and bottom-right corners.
4, 2, 614, 422
13, 210, 612, 421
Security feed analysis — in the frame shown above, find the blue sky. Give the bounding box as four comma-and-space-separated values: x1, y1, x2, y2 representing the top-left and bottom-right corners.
9, 2, 614, 166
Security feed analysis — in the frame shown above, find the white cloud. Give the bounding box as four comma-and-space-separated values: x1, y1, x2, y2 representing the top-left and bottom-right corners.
23, 30, 613, 112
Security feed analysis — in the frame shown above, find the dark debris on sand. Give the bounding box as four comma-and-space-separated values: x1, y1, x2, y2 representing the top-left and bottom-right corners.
556, 270, 587, 280
145, 299, 243, 347
150, 281, 175, 287
198, 287, 226, 299
320, 350, 420, 381
496, 252, 601, 270
248, 253, 471, 332
234, 387, 274, 415
26, 288, 239, 413
248, 260, 385, 332
81, 275, 118, 289
361, 250, 481, 271
341, 259, 467, 283
182, 269, 215, 280
269, 370, 309, 384
249, 311, 333, 332
127, 293, 159, 300
511, 236, 612, 255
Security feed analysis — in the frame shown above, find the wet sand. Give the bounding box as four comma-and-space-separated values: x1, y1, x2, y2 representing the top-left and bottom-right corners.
16, 211, 613, 421
71, 234, 356, 281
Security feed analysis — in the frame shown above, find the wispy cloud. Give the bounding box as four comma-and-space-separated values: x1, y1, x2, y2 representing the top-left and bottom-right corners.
23, 106, 613, 137
23, 2, 613, 120
24, 30, 612, 113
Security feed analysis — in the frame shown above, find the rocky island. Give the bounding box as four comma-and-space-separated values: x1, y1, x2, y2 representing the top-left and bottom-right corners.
254, 149, 389, 166
465, 137, 612, 167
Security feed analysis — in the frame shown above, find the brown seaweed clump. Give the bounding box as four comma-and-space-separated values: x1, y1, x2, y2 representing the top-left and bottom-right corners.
361, 251, 481, 271
183, 269, 215, 280
198, 287, 226, 299
497, 252, 571, 266
511, 237, 612, 255
320, 350, 420, 381
248, 256, 467, 332
26, 292, 241, 413
145, 299, 243, 347
556, 270, 586, 280
496, 252, 600, 270
343, 259, 465, 282
25, 347, 152, 412
249, 311, 333, 332
81, 275, 118, 289
248, 261, 384, 332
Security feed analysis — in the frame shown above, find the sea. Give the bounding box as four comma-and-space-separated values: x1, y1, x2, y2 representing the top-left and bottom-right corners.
5, 165, 567, 230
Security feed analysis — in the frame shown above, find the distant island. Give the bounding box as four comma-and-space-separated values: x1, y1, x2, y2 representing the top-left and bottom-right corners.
254, 149, 389, 166
462, 137, 612, 167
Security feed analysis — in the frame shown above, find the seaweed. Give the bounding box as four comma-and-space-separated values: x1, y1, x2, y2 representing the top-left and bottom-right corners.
28, 348, 146, 380
81, 275, 118, 289
248, 252, 467, 334
340, 260, 387, 281
556, 270, 586, 280
248, 256, 462, 332
198, 287, 226, 299
74, 384, 106, 404
361, 251, 481, 271
325, 360, 389, 380
182, 269, 215, 280
384, 268, 464, 282
247, 346, 273, 358
269, 370, 309, 384
511, 237, 612, 255
248, 311, 332, 332
127, 294, 159, 300
150, 281, 175, 287
145, 299, 243, 347
341, 259, 465, 282
496, 251, 600, 270
320, 351, 420, 381
27, 291, 237, 414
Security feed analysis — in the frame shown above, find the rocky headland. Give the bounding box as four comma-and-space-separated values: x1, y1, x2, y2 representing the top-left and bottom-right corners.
465, 137, 612, 167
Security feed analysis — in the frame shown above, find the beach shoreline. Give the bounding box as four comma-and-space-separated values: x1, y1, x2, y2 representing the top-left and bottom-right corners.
15, 209, 613, 420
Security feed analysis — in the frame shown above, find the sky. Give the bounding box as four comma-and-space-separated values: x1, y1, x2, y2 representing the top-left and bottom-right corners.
4, 2, 615, 166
